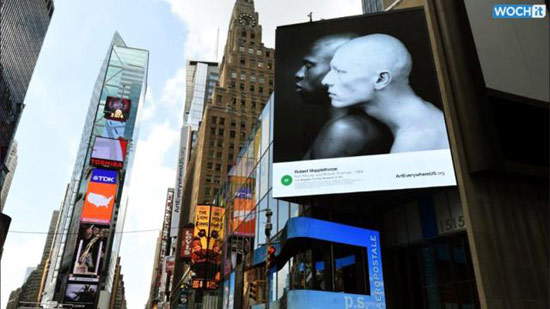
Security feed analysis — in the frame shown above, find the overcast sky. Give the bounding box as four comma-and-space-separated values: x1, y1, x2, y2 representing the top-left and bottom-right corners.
0, 0, 361, 307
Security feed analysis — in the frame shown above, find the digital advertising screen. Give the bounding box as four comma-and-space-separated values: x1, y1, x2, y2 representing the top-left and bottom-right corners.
191, 205, 225, 289
232, 186, 255, 237
64, 281, 99, 309
90, 137, 128, 169
72, 223, 110, 276
104, 96, 131, 122
272, 9, 456, 198
81, 169, 117, 224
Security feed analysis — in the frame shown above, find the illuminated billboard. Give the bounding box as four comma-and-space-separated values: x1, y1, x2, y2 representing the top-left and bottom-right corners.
81, 169, 117, 224
104, 96, 131, 122
90, 137, 128, 169
272, 9, 456, 198
232, 185, 255, 237
72, 223, 110, 276
192, 205, 225, 289
64, 281, 99, 309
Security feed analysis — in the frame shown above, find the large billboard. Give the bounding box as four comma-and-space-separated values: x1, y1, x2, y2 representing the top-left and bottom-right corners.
231, 185, 255, 237
273, 9, 456, 198
72, 223, 110, 276
191, 205, 225, 289
90, 137, 128, 169
81, 169, 117, 224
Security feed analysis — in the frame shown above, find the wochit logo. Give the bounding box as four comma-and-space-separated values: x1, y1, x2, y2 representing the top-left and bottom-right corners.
493, 4, 547, 18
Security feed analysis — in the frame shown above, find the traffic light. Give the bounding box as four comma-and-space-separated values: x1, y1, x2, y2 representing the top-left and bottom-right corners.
266, 245, 276, 269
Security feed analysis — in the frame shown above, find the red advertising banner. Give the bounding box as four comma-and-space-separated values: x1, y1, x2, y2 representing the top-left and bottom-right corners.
180, 226, 194, 259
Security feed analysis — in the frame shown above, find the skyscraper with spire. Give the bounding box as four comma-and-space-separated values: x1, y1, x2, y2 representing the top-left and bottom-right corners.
171, 0, 274, 307
185, 0, 274, 222
41, 33, 149, 308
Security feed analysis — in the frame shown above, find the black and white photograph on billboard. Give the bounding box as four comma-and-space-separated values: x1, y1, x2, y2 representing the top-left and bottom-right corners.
64, 282, 98, 308
273, 9, 456, 198
72, 223, 109, 276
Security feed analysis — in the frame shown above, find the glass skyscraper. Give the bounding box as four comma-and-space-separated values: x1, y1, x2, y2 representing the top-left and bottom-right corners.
41, 33, 148, 308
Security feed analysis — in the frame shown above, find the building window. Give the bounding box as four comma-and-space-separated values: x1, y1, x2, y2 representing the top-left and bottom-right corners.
267, 62, 273, 69
230, 80, 236, 88
207, 162, 213, 169
266, 51, 271, 57
239, 46, 245, 52
211, 116, 217, 123
250, 75, 256, 82
257, 50, 262, 56
251, 32, 256, 39
250, 85, 255, 92
259, 77, 265, 84
210, 128, 216, 135
219, 117, 225, 125
240, 83, 245, 90
240, 58, 246, 65
259, 86, 264, 94
216, 152, 222, 159
230, 130, 236, 138
215, 164, 221, 171
258, 62, 263, 68
231, 72, 237, 78
248, 48, 254, 54
241, 30, 247, 37
240, 121, 246, 129
241, 73, 246, 80
216, 95, 222, 104
218, 128, 224, 136
231, 120, 236, 127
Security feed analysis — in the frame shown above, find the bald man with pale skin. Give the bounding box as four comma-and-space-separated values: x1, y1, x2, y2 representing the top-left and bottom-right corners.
296, 35, 392, 159
322, 34, 449, 153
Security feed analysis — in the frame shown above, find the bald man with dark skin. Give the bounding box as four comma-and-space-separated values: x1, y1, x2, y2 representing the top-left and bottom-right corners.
323, 34, 449, 153
295, 35, 392, 159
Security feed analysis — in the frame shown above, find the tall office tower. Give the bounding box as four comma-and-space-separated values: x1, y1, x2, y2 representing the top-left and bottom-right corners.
41, 33, 148, 309
147, 188, 176, 308
0, 0, 54, 257
172, 61, 219, 243
6, 210, 59, 309
171, 1, 274, 306
0, 139, 16, 211
186, 0, 274, 219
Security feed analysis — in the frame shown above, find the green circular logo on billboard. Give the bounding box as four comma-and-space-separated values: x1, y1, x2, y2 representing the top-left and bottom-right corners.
281, 175, 293, 186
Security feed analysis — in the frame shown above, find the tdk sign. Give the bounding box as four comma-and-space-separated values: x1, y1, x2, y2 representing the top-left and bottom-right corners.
493, 4, 547, 19
91, 168, 117, 184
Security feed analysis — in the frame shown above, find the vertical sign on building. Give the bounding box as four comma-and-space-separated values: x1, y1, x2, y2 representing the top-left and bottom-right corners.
191, 205, 225, 289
